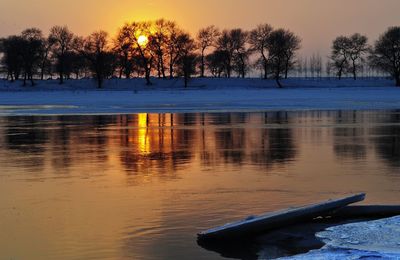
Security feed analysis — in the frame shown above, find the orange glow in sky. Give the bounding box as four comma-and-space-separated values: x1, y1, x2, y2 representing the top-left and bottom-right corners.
1, 0, 400, 57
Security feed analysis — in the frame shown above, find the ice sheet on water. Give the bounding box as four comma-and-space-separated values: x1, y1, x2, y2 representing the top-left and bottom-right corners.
279, 216, 400, 259
317, 216, 400, 254
278, 249, 400, 259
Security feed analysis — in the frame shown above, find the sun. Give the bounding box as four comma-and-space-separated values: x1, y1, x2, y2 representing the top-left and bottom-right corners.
137, 35, 148, 46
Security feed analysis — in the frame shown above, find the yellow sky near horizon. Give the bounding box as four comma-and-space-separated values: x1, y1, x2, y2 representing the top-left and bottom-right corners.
1, 0, 400, 57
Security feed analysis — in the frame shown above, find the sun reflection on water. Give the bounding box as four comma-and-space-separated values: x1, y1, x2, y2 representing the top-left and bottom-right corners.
138, 113, 150, 155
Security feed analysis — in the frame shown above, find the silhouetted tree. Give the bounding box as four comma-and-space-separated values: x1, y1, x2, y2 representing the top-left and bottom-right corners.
303, 57, 308, 78
215, 29, 251, 78
176, 34, 197, 87
120, 22, 155, 85
114, 27, 135, 79
267, 29, 301, 87
20, 28, 45, 86
151, 19, 170, 78
49, 26, 74, 84
197, 25, 220, 77
39, 35, 53, 80
83, 31, 113, 88
282, 30, 301, 79
206, 50, 227, 77
370, 27, 400, 86
326, 60, 333, 79
164, 21, 185, 79
0, 35, 24, 81
231, 29, 250, 78
216, 30, 236, 77
249, 24, 273, 79
69, 52, 87, 79
348, 33, 369, 80
330, 36, 351, 80
309, 53, 322, 79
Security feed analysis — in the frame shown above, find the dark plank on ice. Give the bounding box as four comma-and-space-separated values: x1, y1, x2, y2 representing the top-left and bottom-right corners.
329, 205, 400, 219
198, 193, 365, 240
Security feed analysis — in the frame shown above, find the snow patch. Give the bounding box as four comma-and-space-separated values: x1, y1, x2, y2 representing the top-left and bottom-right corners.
279, 216, 400, 259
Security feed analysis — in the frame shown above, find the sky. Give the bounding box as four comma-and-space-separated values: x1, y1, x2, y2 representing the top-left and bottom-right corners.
1, 0, 400, 58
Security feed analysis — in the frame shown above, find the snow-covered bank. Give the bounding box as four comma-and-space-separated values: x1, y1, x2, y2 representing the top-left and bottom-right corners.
281, 216, 400, 259
0, 78, 399, 115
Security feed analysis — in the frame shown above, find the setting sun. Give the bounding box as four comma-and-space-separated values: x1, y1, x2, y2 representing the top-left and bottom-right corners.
137, 35, 148, 46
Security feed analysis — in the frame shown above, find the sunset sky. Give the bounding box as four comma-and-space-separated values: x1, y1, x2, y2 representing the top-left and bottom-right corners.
1, 0, 400, 57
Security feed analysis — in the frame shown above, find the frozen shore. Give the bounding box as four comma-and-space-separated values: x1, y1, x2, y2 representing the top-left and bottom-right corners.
281, 216, 400, 259
0, 78, 399, 115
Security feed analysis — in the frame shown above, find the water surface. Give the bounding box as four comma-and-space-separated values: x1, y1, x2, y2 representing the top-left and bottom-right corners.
0, 111, 400, 259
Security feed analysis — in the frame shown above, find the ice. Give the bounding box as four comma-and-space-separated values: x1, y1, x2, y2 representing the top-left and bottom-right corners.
0, 78, 399, 116
279, 216, 400, 259
317, 216, 400, 254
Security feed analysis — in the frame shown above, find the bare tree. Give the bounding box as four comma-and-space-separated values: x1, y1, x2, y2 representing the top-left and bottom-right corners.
310, 53, 322, 79
330, 36, 351, 80
114, 27, 135, 79
120, 22, 155, 85
20, 28, 44, 86
206, 50, 227, 77
231, 29, 250, 78
151, 19, 170, 78
216, 30, 236, 78
39, 35, 53, 80
164, 21, 185, 79
215, 29, 250, 78
303, 57, 308, 78
315, 53, 322, 79
176, 34, 197, 87
348, 33, 369, 80
267, 29, 301, 87
310, 54, 316, 79
249, 24, 273, 79
1, 36, 24, 81
197, 25, 220, 77
326, 61, 333, 79
83, 31, 113, 88
282, 30, 301, 79
370, 27, 400, 86
49, 26, 74, 84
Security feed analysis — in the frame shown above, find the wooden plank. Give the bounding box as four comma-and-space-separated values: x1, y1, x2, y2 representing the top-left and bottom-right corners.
197, 193, 365, 240
329, 205, 400, 219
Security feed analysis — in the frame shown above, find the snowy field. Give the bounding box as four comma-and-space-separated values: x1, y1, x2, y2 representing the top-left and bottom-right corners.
0, 78, 399, 115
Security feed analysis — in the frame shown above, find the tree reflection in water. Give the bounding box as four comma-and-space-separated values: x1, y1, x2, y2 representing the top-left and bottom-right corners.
1, 111, 400, 259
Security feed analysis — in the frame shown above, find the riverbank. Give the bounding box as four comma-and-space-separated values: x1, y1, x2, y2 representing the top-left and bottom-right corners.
0, 78, 399, 115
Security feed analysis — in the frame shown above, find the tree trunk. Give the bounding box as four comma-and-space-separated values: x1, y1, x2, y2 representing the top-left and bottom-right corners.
276, 78, 282, 88
284, 61, 289, 79
59, 71, 64, 84
395, 74, 400, 87
200, 49, 205, 78
41, 64, 45, 80
264, 62, 268, 79
29, 72, 35, 86
23, 73, 27, 86
97, 78, 103, 89
169, 62, 174, 79
157, 58, 162, 78
184, 73, 188, 88
145, 68, 152, 85
161, 60, 166, 79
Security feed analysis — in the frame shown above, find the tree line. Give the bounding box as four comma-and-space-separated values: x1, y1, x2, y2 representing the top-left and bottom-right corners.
1, 20, 400, 87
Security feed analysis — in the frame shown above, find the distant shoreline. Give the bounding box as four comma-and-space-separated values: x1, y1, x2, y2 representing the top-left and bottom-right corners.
0, 77, 396, 91
0, 78, 399, 116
